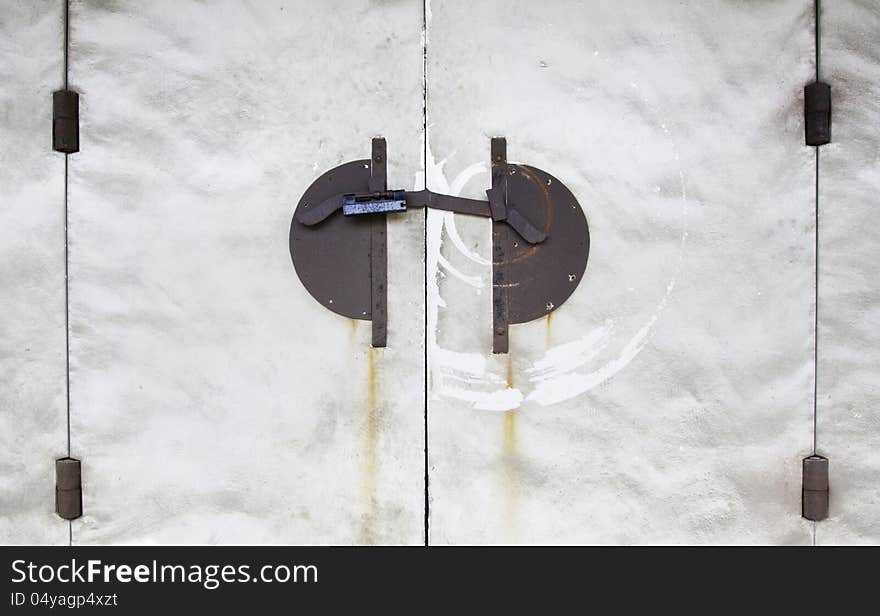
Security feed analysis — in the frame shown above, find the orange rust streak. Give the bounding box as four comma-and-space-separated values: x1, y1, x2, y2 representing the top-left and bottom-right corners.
362, 347, 380, 544
349, 318, 359, 347
501, 410, 518, 539
502, 355, 518, 539
502, 412, 517, 454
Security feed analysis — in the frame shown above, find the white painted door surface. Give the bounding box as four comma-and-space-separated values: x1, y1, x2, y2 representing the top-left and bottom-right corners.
0, 0, 68, 546
425, 0, 816, 544
815, 0, 880, 545
1, 0, 878, 545
66, 0, 426, 544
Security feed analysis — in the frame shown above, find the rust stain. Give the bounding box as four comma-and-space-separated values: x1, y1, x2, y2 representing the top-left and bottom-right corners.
349, 318, 359, 347
502, 412, 517, 455
545, 312, 553, 348
501, 411, 518, 539
502, 354, 518, 539
362, 347, 380, 544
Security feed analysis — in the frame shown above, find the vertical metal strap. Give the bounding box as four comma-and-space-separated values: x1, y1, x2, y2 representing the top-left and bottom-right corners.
491, 137, 509, 354
370, 138, 388, 348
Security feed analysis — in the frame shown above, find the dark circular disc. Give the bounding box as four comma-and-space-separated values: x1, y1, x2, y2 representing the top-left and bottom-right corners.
502, 164, 590, 324
289, 160, 373, 320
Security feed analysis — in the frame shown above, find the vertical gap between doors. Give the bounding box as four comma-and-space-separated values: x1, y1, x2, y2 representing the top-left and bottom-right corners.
422, 0, 430, 548
63, 0, 73, 547
811, 0, 822, 547
812, 0, 820, 457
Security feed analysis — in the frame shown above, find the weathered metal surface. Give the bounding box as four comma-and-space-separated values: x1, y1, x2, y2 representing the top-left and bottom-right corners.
292, 160, 374, 320
427, 0, 815, 544
292, 140, 587, 347
815, 0, 880, 545
407, 190, 490, 217
0, 0, 68, 545
503, 164, 589, 325
370, 138, 388, 348
68, 0, 426, 544
491, 138, 509, 354
371, 214, 388, 347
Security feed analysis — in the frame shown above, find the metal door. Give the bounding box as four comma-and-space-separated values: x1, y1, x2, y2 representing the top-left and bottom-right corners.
425, 0, 816, 543
2, 0, 878, 545
66, 0, 426, 544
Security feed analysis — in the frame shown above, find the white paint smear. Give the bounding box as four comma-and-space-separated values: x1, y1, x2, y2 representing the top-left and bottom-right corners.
424, 119, 689, 412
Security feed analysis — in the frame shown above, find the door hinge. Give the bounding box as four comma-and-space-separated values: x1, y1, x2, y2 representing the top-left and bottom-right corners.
802, 455, 828, 521
55, 457, 82, 520
804, 82, 831, 146
52, 90, 79, 154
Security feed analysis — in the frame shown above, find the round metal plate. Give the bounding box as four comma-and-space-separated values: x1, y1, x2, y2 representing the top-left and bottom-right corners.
289, 160, 373, 320
502, 164, 590, 324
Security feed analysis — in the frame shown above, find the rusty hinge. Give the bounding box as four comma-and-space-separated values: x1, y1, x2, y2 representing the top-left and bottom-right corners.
804, 82, 831, 146
52, 90, 79, 154
55, 457, 82, 520
802, 455, 828, 521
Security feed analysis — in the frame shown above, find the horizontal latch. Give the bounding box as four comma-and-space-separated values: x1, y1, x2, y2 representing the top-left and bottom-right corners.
297, 188, 546, 244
